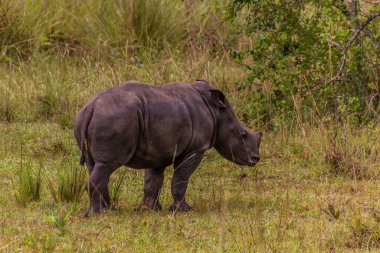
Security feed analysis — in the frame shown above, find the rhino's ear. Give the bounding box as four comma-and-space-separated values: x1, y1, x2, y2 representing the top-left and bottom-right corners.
209, 89, 226, 108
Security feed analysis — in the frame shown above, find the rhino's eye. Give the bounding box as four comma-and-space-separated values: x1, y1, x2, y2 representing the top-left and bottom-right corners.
241, 131, 247, 139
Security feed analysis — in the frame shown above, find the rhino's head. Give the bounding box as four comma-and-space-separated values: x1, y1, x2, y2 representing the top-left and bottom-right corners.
210, 89, 262, 167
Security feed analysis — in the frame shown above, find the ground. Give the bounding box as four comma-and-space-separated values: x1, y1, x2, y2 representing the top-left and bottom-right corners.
0, 122, 379, 252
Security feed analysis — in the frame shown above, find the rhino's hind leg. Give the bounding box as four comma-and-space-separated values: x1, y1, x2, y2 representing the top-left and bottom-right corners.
83, 154, 95, 193
85, 162, 114, 217
169, 152, 204, 212
136, 167, 165, 211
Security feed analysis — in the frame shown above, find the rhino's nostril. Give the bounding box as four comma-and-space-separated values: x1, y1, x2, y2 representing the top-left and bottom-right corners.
251, 155, 260, 162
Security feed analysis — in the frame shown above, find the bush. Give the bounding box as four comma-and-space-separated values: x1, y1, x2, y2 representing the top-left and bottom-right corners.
228, 0, 380, 128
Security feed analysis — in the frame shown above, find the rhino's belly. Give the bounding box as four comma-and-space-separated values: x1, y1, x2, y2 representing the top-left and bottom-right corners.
125, 153, 173, 169
124, 139, 190, 169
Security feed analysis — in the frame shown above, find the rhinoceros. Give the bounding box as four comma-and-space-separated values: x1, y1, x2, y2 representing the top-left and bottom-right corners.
74, 80, 262, 216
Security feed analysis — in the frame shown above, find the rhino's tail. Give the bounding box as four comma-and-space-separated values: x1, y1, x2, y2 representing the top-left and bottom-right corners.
79, 101, 95, 166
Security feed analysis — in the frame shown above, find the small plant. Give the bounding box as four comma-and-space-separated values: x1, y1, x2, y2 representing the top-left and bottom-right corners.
110, 169, 127, 205
45, 208, 73, 236
346, 212, 380, 249
36, 93, 59, 119
48, 162, 86, 203
323, 204, 380, 249
0, 81, 15, 122
323, 126, 377, 180
322, 204, 341, 221
36, 73, 61, 120
14, 164, 42, 206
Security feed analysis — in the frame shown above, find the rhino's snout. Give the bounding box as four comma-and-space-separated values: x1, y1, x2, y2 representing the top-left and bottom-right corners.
248, 154, 260, 166
247, 132, 261, 166
251, 155, 260, 163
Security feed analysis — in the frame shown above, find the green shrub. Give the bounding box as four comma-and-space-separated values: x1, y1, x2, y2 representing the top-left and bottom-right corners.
228, 0, 380, 128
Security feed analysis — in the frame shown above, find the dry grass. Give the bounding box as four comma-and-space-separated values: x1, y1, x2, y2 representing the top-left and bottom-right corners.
0, 0, 379, 251
0, 123, 379, 251
0, 49, 244, 124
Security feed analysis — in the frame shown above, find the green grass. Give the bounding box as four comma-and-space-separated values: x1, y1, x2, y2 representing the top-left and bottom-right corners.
13, 161, 42, 206
0, 0, 233, 59
0, 122, 379, 251
48, 161, 86, 203
0, 0, 379, 251
0, 50, 242, 122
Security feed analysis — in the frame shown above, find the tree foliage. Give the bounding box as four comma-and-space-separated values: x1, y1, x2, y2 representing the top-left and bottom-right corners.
229, 0, 380, 128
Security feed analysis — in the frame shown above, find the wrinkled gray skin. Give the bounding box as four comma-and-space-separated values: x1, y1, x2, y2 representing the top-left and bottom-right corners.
74, 80, 262, 217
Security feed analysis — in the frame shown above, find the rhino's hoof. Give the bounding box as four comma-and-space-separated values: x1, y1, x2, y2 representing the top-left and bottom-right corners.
84, 207, 102, 217
84, 204, 113, 217
169, 202, 192, 212
135, 201, 162, 211
135, 197, 162, 211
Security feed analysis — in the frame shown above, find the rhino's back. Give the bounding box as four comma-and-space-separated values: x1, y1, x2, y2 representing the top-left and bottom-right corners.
88, 81, 215, 169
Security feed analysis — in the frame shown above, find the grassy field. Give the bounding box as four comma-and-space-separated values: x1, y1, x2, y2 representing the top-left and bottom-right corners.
1, 0, 380, 252
0, 121, 379, 252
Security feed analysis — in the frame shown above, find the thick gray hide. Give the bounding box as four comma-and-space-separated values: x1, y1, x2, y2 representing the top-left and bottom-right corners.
74, 80, 262, 216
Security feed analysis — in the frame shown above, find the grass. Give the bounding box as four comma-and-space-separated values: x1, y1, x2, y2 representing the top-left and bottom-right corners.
0, 0, 379, 251
48, 161, 86, 203
13, 161, 42, 206
0, 122, 379, 251
110, 169, 128, 205
0, 50, 242, 123
0, 0, 232, 59
45, 207, 74, 236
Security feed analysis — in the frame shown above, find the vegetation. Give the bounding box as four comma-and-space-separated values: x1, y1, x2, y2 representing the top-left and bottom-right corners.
229, 0, 380, 128
48, 161, 86, 203
13, 161, 42, 206
0, 0, 379, 251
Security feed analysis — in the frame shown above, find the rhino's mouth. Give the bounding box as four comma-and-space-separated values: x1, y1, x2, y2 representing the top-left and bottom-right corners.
234, 158, 258, 167
245, 160, 258, 167
216, 145, 259, 167
249, 155, 260, 166
240, 155, 260, 167
248, 161, 259, 167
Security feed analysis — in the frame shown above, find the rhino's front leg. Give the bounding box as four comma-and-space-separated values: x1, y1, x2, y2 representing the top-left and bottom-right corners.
136, 167, 165, 211
169, 152, 204, 212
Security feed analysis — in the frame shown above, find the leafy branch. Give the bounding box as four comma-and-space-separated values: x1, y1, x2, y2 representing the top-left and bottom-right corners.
326, 10, 380, 85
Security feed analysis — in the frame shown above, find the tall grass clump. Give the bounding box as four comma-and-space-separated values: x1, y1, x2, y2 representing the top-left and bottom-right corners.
0, 0, 84, 58
37, 77, 61, 120
109, 169, 127, 205
1, 0, 224, 60
14, 163, 42, 206
78, 0, 189, 59
323, 124, 380, 180
49, 162, 86, 203
131, 0, 187, 48
0, 79, 15, 122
